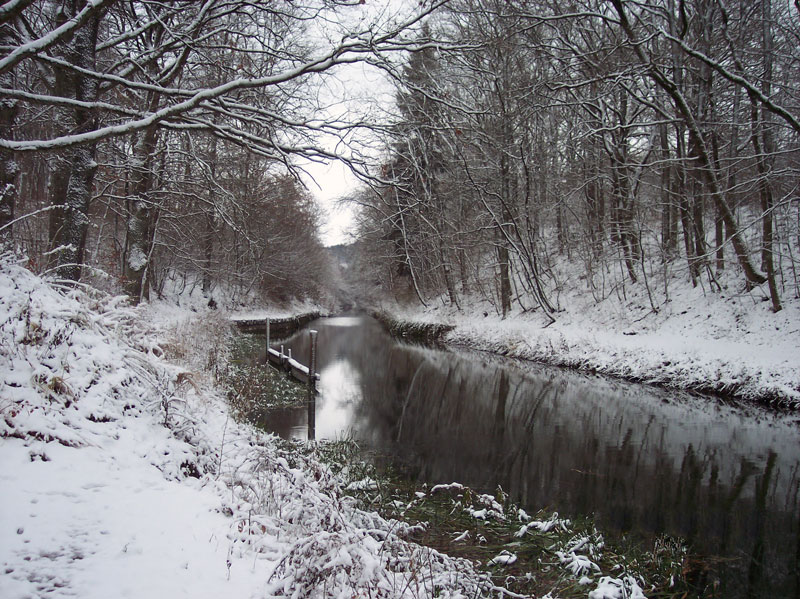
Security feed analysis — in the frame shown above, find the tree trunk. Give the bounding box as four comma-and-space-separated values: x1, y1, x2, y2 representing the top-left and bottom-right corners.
586, 84, 605, 256
0, 24, 18, 240
586, 154, 604, 256
711, 131, 726, 272
751, 0, 781, 311
56, 147, 97, 281
395, 187, 427, 307
688, 139, 706, 279
659, 123, 675, 257
497, 240, 511, 317
202, 209, 214, 295
498, 151, 512, 317
123, 124, 159, 301
611, 0, 767, 288
714, 203, 724, 272
47, 4, 100, 281
443, 260, 459, 309
688, 127, 765, 286
719, 84, 744, 274
675, 125, 697, 286
201, 125, 220, 295
610, 150, 637, 283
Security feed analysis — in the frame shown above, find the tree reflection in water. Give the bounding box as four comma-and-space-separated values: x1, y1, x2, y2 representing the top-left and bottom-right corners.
251, 315, 800, 598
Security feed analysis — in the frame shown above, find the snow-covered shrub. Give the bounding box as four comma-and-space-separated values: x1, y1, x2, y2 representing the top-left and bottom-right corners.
0, 253, 209, 477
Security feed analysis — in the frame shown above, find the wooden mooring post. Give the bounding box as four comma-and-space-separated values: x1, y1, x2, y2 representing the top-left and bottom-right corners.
307, 330, 318, 441
265, 318, 270, 358
308, 330, 318, 393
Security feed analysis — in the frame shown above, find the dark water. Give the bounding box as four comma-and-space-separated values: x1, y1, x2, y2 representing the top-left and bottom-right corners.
254, 315, 800, 598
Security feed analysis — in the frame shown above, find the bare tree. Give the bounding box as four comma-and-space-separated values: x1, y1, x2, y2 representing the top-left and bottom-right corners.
2, 0, 450, 299
361, 0, 799, 314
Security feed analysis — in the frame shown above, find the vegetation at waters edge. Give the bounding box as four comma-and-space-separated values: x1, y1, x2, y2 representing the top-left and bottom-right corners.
284, 437, 706, 599
222, 334, 308, 419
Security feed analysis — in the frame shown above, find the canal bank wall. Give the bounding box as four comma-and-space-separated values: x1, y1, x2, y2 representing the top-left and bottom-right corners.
373, 307, 800, 410
370, 310, 454, 345
231, 311, 322, 337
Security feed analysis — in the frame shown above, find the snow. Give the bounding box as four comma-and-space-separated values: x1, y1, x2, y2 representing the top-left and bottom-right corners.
0, 441, 247, 599
382, 273, 800, 408
588, 576, 647, 599
451, 530, 470, 543
557, 551, 600, 578
126, 246, 147, 271
462, 493, 505, 521
287, 356, 317, 377
488, 550, 517, 566
345, 477, 379, 492
515, 513, 570, 537
0, 255, 511, 599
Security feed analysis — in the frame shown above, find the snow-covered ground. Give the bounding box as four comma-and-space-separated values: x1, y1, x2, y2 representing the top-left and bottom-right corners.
0, 256, 504, 599
380, 274, 800, 408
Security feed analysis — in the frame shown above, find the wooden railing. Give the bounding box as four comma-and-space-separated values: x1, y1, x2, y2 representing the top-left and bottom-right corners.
264, 318, 319, 391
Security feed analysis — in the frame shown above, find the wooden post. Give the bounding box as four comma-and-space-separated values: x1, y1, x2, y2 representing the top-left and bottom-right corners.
308, 330, 318, 391
307, 394, 316, 441
265, 317, 270, 361
307, 330, 317, 442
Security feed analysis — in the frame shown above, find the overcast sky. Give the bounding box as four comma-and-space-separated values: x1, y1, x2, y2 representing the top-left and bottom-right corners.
297, 0, 421, 246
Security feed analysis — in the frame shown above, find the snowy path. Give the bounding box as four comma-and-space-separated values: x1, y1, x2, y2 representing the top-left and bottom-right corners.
1, 433, 259, 599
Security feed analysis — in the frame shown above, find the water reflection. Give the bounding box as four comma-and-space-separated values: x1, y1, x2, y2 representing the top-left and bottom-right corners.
313, 360, 361, 439
254, 315, 800, 598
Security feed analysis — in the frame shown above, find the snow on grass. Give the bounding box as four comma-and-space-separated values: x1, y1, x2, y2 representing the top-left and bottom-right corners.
0, 254, 511, 599
383, 271, 800, 408
419, 478, 668, 597
588, 576, 647, 599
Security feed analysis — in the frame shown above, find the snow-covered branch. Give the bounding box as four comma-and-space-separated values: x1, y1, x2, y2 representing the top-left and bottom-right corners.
0, 0, 114, 76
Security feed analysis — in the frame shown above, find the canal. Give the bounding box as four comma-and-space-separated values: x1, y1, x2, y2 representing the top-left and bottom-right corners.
251, 314, 800, 598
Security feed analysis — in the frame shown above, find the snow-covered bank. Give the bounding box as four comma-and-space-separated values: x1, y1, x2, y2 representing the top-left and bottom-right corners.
228, 303, 327, 323
379, 280, 800, 408
230, 311, 324, 336
0, 256, 505, 599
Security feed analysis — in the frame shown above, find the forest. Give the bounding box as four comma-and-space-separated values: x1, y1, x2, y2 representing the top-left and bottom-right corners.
352, 0, 800, 319
0, 0, 424, 305
1, 0, 799, 318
